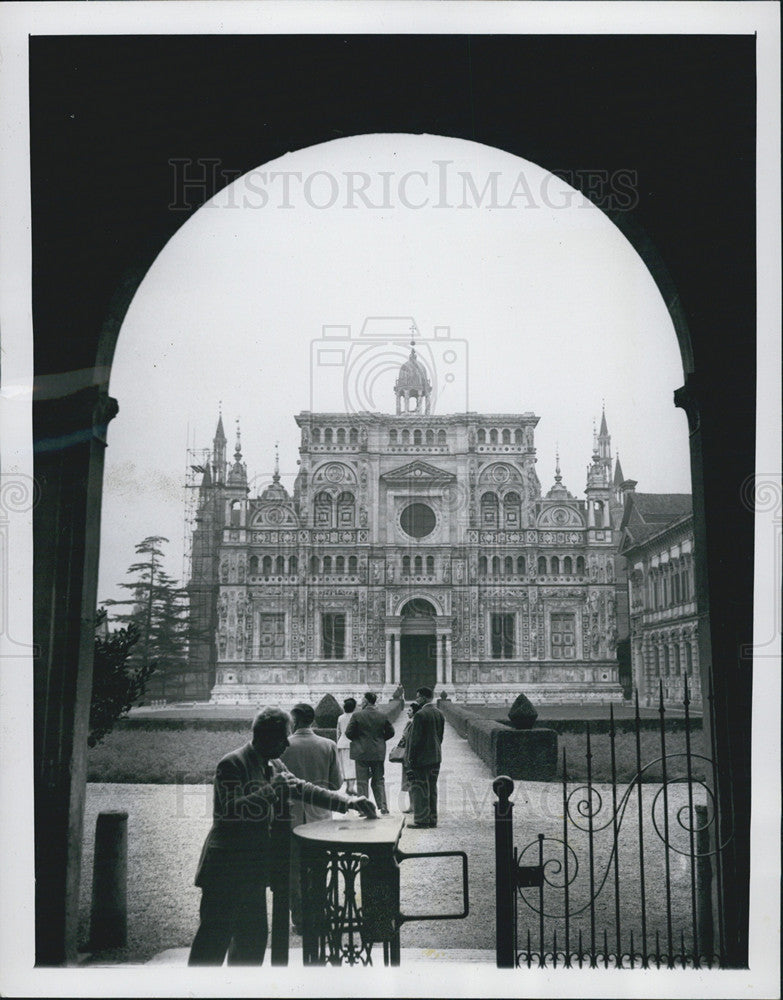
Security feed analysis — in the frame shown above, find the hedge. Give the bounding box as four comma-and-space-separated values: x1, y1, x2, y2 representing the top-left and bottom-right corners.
438, 700, 557, 781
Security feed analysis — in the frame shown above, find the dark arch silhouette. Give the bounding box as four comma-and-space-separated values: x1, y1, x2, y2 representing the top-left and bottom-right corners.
31, 35, 755, 966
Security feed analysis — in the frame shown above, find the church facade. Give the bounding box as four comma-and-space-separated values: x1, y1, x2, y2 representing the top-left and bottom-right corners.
187, 348, 628, 705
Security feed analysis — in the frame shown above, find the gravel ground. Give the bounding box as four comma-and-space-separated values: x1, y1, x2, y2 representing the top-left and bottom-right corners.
79, 720, 708, 965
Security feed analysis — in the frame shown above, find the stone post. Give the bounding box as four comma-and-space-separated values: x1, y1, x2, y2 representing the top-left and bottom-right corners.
89, 810, 128, 949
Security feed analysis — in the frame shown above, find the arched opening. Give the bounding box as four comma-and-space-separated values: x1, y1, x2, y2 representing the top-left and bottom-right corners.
399, 598, 437, 699
31, 114, 756, 967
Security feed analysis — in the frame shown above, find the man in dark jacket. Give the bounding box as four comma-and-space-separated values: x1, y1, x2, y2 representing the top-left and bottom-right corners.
404, 686, 445, 828
345, 691, 394, 814
188, 706, 375, 965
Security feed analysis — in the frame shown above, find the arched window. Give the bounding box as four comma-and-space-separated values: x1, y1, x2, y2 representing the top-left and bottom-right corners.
414, 555, 423, 574
275, 555, 285, 575
576, 555, 585, 576
563, 556, 573, 575
348, 555, 358, 574
349, 427, 358, 445
324, 428, 333, 445
230, 501, 241, 527
289, 555, 298, 575
492, 556, 501, 576
425, 429, 434, 445
249, 555, 259, 576
489, 428, 498, 444
262, 555, 273, 576
504, 555, 514, 576
672, 569, 680, 604
517, 555, 526, 575
389, 429, 398, 444
437, 430, 447, 445
551, 556, 560, 575
312, 427, 321, 444
314, 491, 333, 526
478, 556, 488, 577
682, 566, 690, 601
402, 429, 410, 445
414, 429, 422, 445
481, 491, 499, 527
309, 555, 319, 575
537, 555, 547, 575
335, 555, 345, 574
336, 428, 346, 445
514, 428, 523, 445
337, 491, 355, 527
402, 555, 410, 575
504, 491, 521, 527
663, 645, 670, 677
477, 429, 486, 444
594, 501, 604, 528
673, 644, 681, 675
426, 555, 435, 574
502, 428, 511, 444
322, 555, 332, 575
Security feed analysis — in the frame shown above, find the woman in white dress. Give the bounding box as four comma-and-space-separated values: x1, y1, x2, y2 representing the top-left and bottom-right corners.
335, 697, 358, 794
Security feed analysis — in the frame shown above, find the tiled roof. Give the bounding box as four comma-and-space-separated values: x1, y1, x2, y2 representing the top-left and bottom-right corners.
620, 492, 692, 550
632, 493, 692, 525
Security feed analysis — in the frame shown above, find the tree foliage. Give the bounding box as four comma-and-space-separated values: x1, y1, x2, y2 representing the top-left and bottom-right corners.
102, 536, 189, 700
89, 608, 149, 747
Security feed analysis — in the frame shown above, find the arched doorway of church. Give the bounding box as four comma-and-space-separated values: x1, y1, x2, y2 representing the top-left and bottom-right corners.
399, 598, 437, 699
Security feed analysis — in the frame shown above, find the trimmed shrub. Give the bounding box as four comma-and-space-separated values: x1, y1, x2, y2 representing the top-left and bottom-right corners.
314, 693, 342, 729
507, 692, 538, 730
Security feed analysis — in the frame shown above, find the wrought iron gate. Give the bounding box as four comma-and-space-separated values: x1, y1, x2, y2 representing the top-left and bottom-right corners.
494, 680, 730, 969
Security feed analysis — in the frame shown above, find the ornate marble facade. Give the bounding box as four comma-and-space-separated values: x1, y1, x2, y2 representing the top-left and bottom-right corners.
619, 494, 700, 708
188, 349, 627, 705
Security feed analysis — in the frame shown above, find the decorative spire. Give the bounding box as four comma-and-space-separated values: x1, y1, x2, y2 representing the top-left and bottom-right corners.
546, 444, 572, 499
592, 418, 599, 458
599, 401, 609, 438
234, 418, 243, 462
273, 441, 280, 484
214, 402, 226, 444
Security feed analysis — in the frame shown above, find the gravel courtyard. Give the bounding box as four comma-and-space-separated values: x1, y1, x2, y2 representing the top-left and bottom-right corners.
79, 719, 707, 965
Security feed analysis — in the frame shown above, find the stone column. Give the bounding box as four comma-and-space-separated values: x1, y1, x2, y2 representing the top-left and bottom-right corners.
384, 632, 393, 686
392, 630, 401, 684
445, 634, 453, 685
34, 386, 118, 964
435, 633, 443, 683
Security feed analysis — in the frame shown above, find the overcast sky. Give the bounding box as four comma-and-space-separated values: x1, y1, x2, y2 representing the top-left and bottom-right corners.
99, 133, 690, 606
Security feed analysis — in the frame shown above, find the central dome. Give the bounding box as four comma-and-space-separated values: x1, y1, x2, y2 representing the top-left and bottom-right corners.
394, 342, 432, 414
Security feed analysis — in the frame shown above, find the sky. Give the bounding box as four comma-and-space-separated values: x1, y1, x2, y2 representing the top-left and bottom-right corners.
99, 133, 691, 606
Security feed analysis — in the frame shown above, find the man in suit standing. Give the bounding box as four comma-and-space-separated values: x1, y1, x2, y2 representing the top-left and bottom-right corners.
404, 686, 445, 828
188, 706, 375, 966
345, 691, 394, 814
280, 702, 342, 935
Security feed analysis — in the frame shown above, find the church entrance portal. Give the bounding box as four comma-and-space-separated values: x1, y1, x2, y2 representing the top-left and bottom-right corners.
400, 635, 437, 700
399, 598, 437, 699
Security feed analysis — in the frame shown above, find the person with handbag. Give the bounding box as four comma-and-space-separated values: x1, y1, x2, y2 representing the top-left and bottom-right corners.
389, 702, 420, 813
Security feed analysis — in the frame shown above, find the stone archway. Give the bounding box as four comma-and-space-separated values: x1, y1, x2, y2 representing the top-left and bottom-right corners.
29, 38, 756, 965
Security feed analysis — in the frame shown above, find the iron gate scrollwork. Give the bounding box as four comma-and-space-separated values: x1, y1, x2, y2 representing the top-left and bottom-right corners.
494, 679, 731, 969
